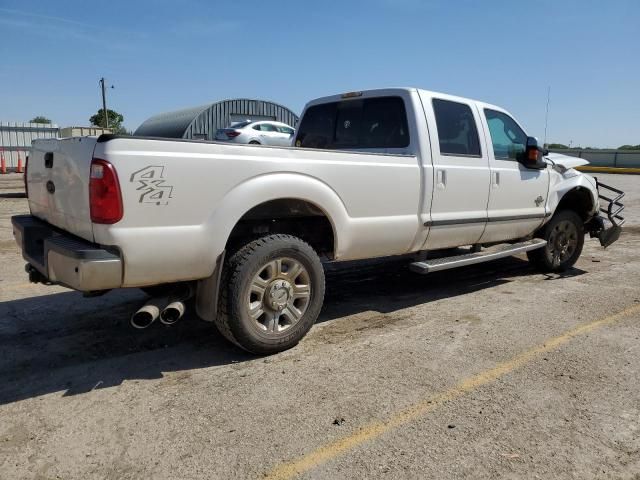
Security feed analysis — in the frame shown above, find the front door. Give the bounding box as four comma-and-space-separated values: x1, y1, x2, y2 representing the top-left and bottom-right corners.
478, 107, 550, 243
422, 95, 491, 250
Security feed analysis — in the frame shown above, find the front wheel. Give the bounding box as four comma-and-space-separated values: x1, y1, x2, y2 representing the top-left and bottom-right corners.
527, 210, 585, 272
215, 234, 325, 355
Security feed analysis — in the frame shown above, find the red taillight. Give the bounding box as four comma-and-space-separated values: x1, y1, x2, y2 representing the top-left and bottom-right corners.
90, 158, 123, 224
24, 155, 29, 197
225, 130, 241, 138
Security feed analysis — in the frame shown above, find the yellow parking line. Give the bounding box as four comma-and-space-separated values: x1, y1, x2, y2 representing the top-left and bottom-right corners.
265, 303, 640, 480
577, 166, 640, 174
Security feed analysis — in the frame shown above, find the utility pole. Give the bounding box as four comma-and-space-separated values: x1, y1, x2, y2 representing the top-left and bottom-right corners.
99, 77, 109, 129
99, 77, 114, 129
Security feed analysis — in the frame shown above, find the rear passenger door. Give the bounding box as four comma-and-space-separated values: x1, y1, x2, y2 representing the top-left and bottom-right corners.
421, 95, 491, 250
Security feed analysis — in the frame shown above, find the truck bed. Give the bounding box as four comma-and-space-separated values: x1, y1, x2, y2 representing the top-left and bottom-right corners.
26, 135, 422, 286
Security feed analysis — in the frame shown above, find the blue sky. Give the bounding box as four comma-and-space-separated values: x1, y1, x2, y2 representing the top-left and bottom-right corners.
0, 0, 638, 147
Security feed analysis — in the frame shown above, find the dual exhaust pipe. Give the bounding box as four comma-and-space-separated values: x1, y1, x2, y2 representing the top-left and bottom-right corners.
130, 285, 193, 329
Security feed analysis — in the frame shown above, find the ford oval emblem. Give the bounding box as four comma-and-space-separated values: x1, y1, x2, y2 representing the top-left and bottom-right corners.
46, 181, 55, 194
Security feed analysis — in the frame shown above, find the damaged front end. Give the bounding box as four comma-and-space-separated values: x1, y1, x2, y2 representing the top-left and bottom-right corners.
586, 179, 625, 248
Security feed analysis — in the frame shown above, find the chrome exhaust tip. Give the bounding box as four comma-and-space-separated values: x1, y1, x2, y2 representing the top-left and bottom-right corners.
130, 298, 168, 329
160, 301, 186, 325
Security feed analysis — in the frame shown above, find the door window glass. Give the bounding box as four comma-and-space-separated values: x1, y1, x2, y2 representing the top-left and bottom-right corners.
432, 99, 481, 156
484, 109, 527, 160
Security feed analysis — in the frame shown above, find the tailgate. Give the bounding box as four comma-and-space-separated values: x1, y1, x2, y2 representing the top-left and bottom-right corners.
27, 137, 97, 242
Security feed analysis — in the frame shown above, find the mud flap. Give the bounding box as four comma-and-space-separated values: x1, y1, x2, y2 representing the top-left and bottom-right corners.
195, 251, 225, 322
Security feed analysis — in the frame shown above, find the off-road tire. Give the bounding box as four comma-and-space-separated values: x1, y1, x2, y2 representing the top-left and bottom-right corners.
527, 209, 585, 272
215, 234, 325, 355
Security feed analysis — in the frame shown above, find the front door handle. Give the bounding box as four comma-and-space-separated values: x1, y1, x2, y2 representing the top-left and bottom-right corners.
437, 169, 447, 189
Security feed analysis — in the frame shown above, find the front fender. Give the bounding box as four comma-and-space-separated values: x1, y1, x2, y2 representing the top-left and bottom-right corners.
546, 169, 599, 224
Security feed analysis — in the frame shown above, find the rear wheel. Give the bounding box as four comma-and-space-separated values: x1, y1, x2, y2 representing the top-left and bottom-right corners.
527, 210, 584, 272
249, 140, 260, 145
215, 234, 325, 355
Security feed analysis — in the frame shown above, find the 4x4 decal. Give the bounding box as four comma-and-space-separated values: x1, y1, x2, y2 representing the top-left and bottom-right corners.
130, 165, 174, 205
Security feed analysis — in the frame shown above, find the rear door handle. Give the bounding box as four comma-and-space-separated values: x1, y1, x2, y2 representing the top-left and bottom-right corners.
492, 171, 500, 187
436, 169, 447, 189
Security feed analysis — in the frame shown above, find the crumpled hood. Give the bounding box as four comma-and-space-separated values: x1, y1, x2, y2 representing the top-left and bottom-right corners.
544, 152, 589, 169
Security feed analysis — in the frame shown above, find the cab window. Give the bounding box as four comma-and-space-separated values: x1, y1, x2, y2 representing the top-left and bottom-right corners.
296, 96, 409, 149
432, 99, 481, 156
484, 109, 527, 161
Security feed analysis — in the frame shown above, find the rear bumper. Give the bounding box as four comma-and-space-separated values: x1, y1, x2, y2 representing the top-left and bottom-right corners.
11, 215, 123, 291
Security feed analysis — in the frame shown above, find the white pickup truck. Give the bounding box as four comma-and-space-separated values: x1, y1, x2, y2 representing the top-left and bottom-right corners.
12, 88, 625, 354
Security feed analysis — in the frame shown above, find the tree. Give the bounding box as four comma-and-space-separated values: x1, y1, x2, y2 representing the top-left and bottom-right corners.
619, 144, 640, 150
90, 108, 127, 134
547, 143, 569, 149
30, 116, 51, 124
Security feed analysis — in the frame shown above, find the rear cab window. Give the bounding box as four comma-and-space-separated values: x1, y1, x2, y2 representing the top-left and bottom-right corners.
295, 96, 410, 150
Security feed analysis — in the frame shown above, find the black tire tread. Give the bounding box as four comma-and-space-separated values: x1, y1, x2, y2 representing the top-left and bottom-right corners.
214, 234, 324, 354
527, 209, 585, 273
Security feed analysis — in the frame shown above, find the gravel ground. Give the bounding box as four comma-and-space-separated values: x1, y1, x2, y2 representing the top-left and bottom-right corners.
0, 172, 639, 480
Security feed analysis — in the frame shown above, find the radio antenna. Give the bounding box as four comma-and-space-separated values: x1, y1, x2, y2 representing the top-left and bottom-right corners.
543, 86, 551, 146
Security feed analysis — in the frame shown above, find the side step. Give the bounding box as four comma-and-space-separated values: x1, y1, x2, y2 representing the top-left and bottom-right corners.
409, 239, 547, 274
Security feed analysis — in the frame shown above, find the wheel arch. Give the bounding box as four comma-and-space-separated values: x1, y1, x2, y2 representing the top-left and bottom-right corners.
226, 198, 337, 260
206, 172, 348, 267
195, 173, 347, 322
547, 174, 599, 223
554, 186, 596, 222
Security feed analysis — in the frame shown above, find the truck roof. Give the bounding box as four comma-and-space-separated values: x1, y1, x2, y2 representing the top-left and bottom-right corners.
304, 87, 506, 114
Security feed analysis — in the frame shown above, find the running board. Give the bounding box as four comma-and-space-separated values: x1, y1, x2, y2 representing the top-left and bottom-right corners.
409, 239, 547, 274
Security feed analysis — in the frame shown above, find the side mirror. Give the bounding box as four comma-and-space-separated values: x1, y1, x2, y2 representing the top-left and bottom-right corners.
522, 137, 547, 170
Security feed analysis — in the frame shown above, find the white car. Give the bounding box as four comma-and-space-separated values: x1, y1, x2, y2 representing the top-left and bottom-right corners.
215, 120, 295, 146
